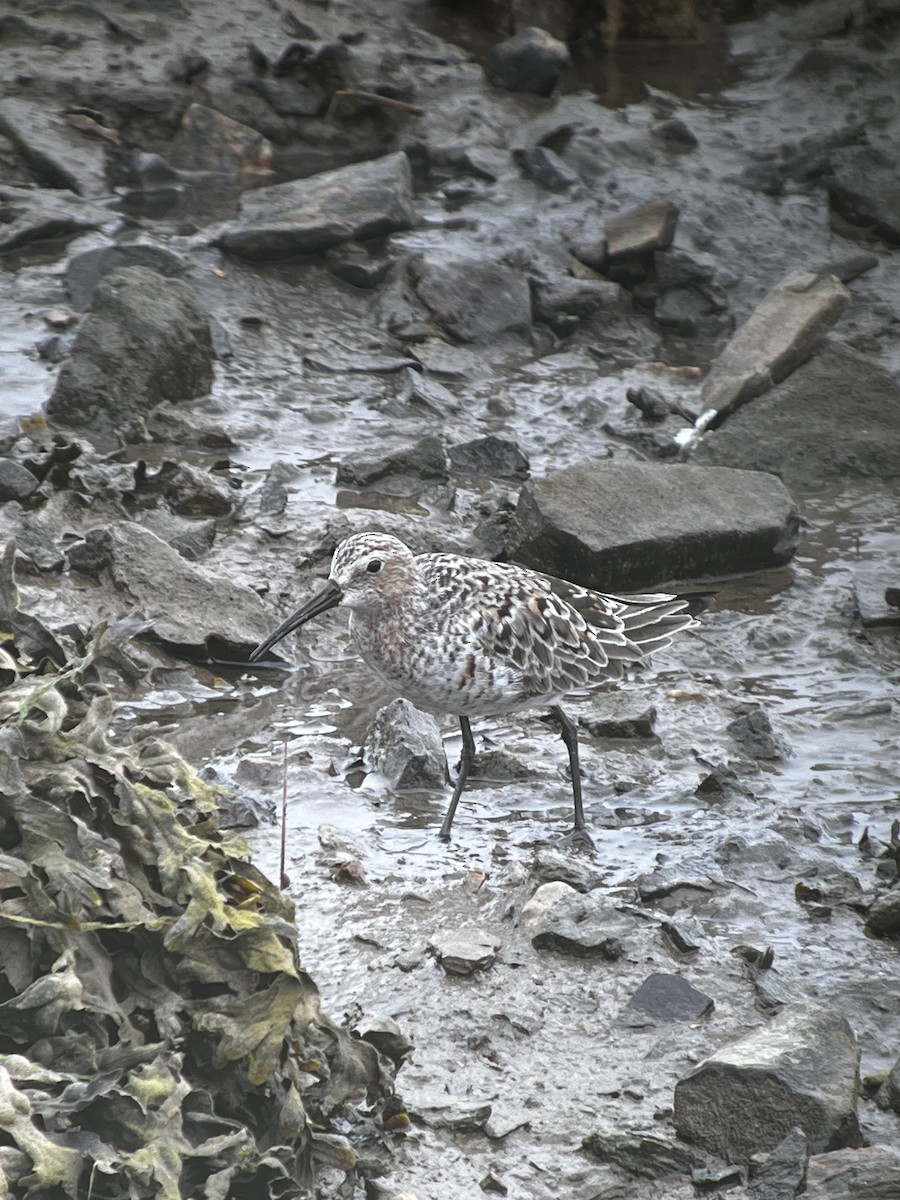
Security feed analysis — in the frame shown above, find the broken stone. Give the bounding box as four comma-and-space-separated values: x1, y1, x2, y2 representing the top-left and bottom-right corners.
698, 270, 851, 424
621, 972, 714, 1027
606, 197, 679, 262
413, 257, 532, 343
324, 240, 393, 289
638, 857, 724, 902
749, 1126, 810, 1200
674, 1002, 861, 1161
410, 1096, 493, 1130
447, 435, 529, 481
689, 344, 900, 492
169, 102, 273, 186
0, 460, 39, 502
484, 27, 571, 97
428, 929, 501, 976
404, 369, 460, 416
0, 97, 109, 196
515, 145, 579, 190
582, 1129, 706, 1178
525, 888, 637, 959
829, 144, 900, 245
804, 1145, 900, 1200
363, 698, 448, 789
336, 435, 447, 487
529, 852, 606, 893
46, 267, 214, 434
727, 704, 789, 761
218, 151, 415, 260
508, 461, 799, 592
65, 245, 186, 311
864, 888, 900, 938
0, 184, 104, 253
352, 1014, 414, 1067
581, 694, 657, 739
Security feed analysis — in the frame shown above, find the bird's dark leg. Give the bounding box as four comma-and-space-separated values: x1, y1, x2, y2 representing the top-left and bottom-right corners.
439, 716, 475, 840
550, 704, 596, 850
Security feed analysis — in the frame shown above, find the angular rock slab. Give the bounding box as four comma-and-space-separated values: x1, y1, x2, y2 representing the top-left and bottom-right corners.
413, 257, 532, 343
606, 197, 679, 259
699, 270, 851, 423
428, 929, 500, 976
0, 184, 105, 253
0, 97, 109, 197
91, 521, 271, 650
363, 698, 448, 790
689, 344, 900, 492
673, 1003, 861, 1162
522, 885, 637, 959
829, 144, 900, 245
46, 266, 214, 433
217, 151, 415, 260
804, 1145, 900, 1200
508, 461, 799, 591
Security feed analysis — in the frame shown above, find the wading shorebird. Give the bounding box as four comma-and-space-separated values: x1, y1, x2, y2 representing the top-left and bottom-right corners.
249, 532, 695, 845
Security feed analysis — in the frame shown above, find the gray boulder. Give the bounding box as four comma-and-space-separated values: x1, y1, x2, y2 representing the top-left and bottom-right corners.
484, 27, 571, 97
507, 461, 799, 590
804, 1145, 900, 1200
829, 145, 900, 245
46, 267, 214, 434
0, 97, 109, 197
217, 151, 415, 260
673, 1003, 861, 1162
688, 344, 900, 491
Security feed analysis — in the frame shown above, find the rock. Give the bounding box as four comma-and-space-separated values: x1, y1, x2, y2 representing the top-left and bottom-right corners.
514, 145, 579, 190
428, 929, 501, 975
0, 97, 108, 196
698, 270, 851, 424
96, 521, 269, 650
65, 245, 186, 311
622, 973, 714, 1026
525, 887, 637, 959
521, 880, 578, 926
410, 1096, 492, 1130
829, 145, 900, 245
0, 183, 104, 252
363, 698, 448, 789
508, 461, 799, 591
804, 1145, 900, 1200
854, 566, 900, 633
531, 276, 621, 329
638, 857, 724, 901
217, 151, 415, 260
413, 257, 532, 343
447, 436, 529, 481
749, 1126, 810, 1200
673, 1003, 861, 1162
864, 888, 900, 937
606, 198, 679, 259
405, 370, 460, 416
46, 267, 214, 434
580, 694, 657, 739
169, 103, 273, 185
582, 1129, 705, 1178
137, 511, 217, 562
484, 27, 571, 97
654, 117, 698, 150
689, 344, 900, 492
336, 435, 447, 486
324, 240, 392, 288
727, 704, 788, 761
528, 851, 606, 893
0, 459, 39, 501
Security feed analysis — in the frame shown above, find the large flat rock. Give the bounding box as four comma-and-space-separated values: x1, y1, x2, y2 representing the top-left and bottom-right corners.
507, 461, 798, 590
673, 1003, 861, 1162
688, 343, 900, 491
217, 151, 415, 260
700, 269, 851, 423
0, 97, 109, 197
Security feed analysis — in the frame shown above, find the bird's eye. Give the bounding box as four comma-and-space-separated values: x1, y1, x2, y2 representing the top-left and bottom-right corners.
366, 559, 383, 574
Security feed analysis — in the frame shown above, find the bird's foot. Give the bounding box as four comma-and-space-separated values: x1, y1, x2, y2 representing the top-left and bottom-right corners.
556, 825, 596, 853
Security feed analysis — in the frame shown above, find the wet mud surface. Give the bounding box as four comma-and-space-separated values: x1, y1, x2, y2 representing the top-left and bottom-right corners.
2, 0, 900, 1196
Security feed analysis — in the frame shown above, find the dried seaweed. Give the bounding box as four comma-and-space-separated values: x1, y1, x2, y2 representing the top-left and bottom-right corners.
0, 540, 398, 1198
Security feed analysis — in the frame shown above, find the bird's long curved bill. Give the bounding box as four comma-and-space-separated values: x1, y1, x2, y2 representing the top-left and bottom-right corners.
248, 579, 342, 663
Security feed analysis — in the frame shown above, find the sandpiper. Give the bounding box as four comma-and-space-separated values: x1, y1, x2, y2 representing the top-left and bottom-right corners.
249, 532, 695, 844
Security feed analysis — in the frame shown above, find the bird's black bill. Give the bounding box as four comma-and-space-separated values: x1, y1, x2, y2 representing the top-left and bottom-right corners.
248, 579, 343, 663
